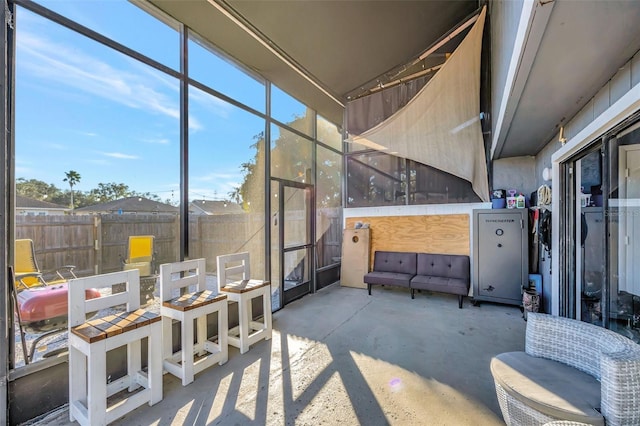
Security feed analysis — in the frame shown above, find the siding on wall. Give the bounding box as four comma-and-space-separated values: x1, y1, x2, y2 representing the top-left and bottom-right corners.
564, 51, 640, 142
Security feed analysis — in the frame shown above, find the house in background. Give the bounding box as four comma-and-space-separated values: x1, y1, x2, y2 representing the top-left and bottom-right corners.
15, 195, 68, 216
74, 196, 178, 215
189, 199, 244, 215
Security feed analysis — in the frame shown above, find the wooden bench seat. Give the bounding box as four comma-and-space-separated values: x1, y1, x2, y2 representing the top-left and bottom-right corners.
71, 309, 160, 343
220, 279, 270, 294
162, 290, 226, 312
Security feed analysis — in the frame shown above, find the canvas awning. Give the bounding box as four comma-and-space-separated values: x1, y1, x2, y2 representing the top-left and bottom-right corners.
346, 6, 489, 202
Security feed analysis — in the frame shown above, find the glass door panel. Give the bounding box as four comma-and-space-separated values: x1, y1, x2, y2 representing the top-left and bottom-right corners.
283, 248, 310, 304
576, 150, 604, 326
284, 186, 310, 248
282, 184, 312, 304
608, 132, 640, 342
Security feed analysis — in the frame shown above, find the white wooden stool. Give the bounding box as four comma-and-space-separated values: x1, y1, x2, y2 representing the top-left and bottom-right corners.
68, 270, 162, 426
216, 252, 272, 354
159, 258, 228, 386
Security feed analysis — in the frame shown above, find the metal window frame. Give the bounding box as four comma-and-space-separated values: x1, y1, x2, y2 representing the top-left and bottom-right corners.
3, 0, 342, 385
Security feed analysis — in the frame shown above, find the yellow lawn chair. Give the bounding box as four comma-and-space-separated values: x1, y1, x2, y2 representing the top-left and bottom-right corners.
121, 235, 157, 306
121, 235, 156, 277
14, 239, 76, 291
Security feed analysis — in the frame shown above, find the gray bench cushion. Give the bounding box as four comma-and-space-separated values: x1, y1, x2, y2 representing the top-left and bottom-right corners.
491, 352, 603, 425
364, 251, 417, 289
364, 271, 413, 288
372, 251, 417, 274
410, 275, 468, 295
416, 253, 470, 282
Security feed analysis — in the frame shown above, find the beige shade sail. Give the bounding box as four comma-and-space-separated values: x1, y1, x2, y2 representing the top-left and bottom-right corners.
348, 6, 489, 202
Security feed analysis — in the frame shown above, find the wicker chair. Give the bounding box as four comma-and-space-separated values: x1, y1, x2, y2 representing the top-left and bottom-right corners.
491, 312, 640, 426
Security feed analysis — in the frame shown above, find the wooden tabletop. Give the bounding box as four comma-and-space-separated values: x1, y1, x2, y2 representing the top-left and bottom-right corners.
220, 279, 270, 294
71, 309, 160, 343
162, 290, 227, 312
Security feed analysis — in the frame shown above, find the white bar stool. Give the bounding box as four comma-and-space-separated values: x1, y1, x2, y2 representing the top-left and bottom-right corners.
216, 252, 272, 354
159, 258, 228, 386
68, 269, 162, 426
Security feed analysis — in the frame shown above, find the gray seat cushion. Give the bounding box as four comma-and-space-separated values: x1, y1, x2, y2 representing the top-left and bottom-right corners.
371, 251, 417, 275
491, 352, 603, 425
416, 253, 469, 282
410, 275, 468, 295
363, 271, 413, 288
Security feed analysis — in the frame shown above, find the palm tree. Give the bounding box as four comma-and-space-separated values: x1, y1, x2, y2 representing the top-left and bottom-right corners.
63, 170, 81, 210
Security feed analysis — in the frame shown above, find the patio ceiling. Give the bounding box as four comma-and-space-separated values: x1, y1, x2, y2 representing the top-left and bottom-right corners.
147, 0, 640, 159
147, 0, 478, 125
493, 0, 640, 158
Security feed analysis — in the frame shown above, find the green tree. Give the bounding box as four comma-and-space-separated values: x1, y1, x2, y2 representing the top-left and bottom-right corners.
63, 170, 81, 210
134, 191, 162, 202
89, 182, 131, 202
16, 178, 65, 204
228, 187, 242, 204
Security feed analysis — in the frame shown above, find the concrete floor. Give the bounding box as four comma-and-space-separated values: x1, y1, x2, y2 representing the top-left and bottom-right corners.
32, 283, 526, 425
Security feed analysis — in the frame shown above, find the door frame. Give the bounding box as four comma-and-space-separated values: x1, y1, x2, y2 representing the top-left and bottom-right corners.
271, 177, 315, 309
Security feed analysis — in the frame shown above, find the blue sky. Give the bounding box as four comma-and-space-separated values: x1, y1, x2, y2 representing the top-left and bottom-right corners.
15, 1, 306, 204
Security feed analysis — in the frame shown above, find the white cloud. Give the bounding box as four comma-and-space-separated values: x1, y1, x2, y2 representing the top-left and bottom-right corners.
100, 152, 139, 160
189, 87, 231, 121
16, 30, 212, 131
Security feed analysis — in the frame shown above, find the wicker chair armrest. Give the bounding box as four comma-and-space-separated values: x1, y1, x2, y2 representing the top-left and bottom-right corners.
525, 313, 634, 379
600, 348, 640, 425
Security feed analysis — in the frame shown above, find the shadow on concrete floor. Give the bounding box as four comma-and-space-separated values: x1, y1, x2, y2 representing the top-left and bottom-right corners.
27, 283, 525, 426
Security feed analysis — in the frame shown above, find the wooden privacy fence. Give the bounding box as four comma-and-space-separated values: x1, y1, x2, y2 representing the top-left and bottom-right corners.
15, 214, 180, 279
15, 211, 341, 280
15, 215, 97, 278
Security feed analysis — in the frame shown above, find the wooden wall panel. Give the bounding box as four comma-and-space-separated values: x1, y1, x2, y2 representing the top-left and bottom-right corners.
345, 214, 469, 267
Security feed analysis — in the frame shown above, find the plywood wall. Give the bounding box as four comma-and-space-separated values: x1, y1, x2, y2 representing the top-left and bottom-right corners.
345, 214, 469, 267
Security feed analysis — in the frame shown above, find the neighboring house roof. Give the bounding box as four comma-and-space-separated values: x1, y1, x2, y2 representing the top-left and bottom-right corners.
75, 196, 178, 214
189, 199, 244, 215
16, 195, 68, 210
